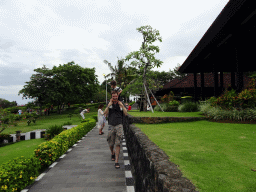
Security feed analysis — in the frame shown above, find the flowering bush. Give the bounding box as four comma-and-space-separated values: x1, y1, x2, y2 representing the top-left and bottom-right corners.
211, 78, 256, 110
237, 88, 256, 109
0, 156, 41, 192
161, 91, 174, 103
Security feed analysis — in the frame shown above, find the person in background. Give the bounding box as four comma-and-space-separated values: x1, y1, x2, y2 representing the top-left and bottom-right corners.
68, 103, 70, 108
110, 80, 122, 102
80, 108, 90, 120
98, 104, 106, 135
48, 107, 50, 115
44, 108, 47, 116
51, 105, 53, 111
104, 90, 128, 169
128, 104, 131, 111
18, 109, 22, 115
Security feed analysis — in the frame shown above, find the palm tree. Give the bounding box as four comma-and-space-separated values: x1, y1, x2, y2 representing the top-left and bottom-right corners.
103, 57, 128, 87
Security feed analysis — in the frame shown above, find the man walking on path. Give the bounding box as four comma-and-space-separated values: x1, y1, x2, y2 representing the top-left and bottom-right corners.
104, 90, 128, 169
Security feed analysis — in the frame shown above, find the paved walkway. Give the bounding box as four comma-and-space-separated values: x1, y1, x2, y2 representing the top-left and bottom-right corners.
22, 122, 135, 192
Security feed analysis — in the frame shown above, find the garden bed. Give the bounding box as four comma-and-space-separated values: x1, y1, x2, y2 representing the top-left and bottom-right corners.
208, 119, 256, 124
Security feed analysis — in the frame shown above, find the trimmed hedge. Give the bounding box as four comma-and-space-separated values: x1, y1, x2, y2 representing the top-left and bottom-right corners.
0, 118, 96, 192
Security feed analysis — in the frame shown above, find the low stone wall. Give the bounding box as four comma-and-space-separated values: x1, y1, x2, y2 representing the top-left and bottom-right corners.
130, 115, 206, 124
123, 115, 198, 191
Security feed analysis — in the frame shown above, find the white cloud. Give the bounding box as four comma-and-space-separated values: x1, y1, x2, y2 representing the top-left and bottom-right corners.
126, 37, 143, 52
153, 56, 187, 72
0, 59, 7, 66
48, 26, 111, 51
0, 85, 24, 95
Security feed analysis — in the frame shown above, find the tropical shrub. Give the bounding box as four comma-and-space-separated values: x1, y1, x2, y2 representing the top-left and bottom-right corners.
45, 124, 64, 140
0, 133, 11, 143
199, 102, 256, 121
63, 121, 72, 125
212, 88, 237, 110
169, 100, 180, 106
165, 106, 178, 112
13, 114, 22, 121
1, 116, 9, 124
178, 102, 199, 112
154, 103, 168, 111
207, 96, 218, 105
92, 115, 98, 121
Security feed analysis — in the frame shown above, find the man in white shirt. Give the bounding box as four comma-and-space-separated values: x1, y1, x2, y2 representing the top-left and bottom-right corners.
18, 109, 22, 115
80, 108, 90, 120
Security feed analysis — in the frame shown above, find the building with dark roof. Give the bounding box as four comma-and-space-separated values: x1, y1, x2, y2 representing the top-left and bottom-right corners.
176, 0, 256, 101
155, 73, 253, 99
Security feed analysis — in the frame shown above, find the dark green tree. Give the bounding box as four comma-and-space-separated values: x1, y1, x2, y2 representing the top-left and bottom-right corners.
18, 65, 54, 115
19, 61, 98, 114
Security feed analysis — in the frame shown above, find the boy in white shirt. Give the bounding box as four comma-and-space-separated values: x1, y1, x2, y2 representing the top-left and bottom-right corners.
110, 80, 122, 101
80, 108, 90, 120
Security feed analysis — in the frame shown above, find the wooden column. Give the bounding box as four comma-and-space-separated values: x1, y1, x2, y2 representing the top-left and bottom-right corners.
231, 71, 236, 89
194, 72, 197, 101
213, 64, 218, 97
220, 71, 223, 94
235, 47, 243, 93
200, 72, 205, 100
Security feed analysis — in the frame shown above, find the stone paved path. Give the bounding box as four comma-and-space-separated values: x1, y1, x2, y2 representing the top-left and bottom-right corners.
22, 122, 135, 192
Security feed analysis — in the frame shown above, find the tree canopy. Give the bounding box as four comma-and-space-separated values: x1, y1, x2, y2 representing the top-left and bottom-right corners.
18, 61, 98, 114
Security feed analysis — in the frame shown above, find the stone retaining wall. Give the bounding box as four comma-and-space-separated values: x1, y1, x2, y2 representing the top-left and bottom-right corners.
123, 114, 198, 191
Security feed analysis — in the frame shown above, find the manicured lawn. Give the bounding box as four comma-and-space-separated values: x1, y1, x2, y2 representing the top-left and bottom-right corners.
1, 110, 97, 135
135, 120, 256, 192
128, 110, 204, 117
0, 138, 46, 166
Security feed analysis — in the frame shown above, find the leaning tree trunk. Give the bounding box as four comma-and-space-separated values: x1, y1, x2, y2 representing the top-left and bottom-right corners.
142, 66, 148, 112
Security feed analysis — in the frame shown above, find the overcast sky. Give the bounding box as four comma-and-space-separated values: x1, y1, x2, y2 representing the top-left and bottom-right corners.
0, 0, 229, 105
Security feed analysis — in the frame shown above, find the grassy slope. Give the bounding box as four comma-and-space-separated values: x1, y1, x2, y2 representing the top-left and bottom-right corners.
0, 107, 98, 166
1, 109, 97, 135
135, 120, 256, 192
0, 138, 46, 166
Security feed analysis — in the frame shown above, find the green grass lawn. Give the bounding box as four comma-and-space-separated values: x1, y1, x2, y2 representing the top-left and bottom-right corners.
135, 120, 256, 192
128, 110, 204, 117
0, 138, 47, 166
1, 109, 97, 135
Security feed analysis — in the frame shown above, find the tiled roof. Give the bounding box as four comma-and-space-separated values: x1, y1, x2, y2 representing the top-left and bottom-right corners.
163, 73, 253, 89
